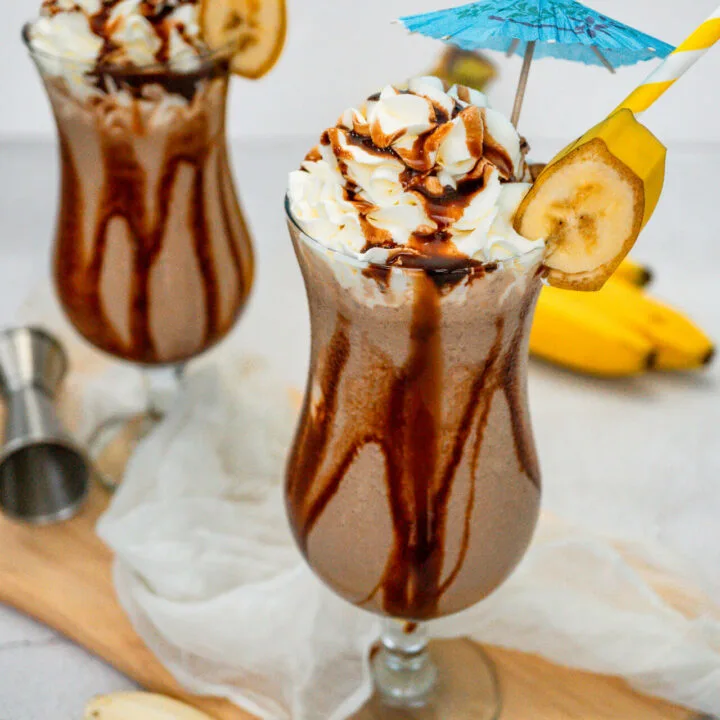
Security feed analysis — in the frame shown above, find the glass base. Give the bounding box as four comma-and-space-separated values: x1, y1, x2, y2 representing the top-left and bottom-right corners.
354, 639, 501, 720
88, 411, 162, 492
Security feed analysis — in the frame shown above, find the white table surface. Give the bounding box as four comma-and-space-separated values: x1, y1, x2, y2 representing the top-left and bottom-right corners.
0, 137, 719, 718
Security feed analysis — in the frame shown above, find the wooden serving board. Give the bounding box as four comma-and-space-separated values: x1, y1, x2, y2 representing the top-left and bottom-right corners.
0, 484, 703, 720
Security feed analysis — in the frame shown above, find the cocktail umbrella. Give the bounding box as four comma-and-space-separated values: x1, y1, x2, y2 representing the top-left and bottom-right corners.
398, 0, 674, 127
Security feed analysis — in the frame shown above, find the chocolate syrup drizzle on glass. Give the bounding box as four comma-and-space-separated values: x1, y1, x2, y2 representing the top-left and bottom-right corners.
288, 85, 540, 620
287, 260, 541, 620
53, 68, 252, 364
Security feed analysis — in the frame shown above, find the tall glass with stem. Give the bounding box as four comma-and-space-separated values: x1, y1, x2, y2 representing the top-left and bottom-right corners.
25, 30, 254, 488
286, 199, 543, 717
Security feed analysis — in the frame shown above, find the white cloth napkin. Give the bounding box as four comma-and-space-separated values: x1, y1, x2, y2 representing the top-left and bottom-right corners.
99, 359, 380, 720
20, 287, 720, 719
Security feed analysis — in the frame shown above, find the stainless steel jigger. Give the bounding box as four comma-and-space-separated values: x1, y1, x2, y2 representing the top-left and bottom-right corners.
0, 327, 89, 524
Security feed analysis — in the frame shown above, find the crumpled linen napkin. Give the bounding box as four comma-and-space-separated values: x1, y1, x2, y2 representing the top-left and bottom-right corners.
98, 358, 380, 720
94, 358, 720, 719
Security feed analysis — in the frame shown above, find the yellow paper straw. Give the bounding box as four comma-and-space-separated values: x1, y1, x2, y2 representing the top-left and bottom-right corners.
617, 5, 720, 116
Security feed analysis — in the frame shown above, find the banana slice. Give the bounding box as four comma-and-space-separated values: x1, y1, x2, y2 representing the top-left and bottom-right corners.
515, 109, 666, 292
515, 139, 643, 291
201, 0, 287, 79
85, 692, 216, 719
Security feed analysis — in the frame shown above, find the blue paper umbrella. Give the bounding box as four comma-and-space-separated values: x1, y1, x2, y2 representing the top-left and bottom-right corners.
399, 0, 674, 125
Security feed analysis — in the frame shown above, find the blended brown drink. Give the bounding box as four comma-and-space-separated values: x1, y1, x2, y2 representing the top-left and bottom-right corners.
286, 77, 547, 621
25, 0, 253, 365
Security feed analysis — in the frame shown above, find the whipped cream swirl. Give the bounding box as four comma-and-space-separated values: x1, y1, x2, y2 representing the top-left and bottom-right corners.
289, 77, 545, 267
29, 0, 207, 71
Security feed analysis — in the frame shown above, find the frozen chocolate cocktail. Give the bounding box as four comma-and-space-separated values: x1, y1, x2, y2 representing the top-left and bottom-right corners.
286, 77, 545, 715
23, 0, 273, 489
285, 64, 664, 713
25, 0, 254, 365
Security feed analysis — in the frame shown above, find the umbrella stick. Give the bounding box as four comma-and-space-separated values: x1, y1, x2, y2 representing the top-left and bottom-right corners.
591, 46, 616, 74
511, 41, 536, 128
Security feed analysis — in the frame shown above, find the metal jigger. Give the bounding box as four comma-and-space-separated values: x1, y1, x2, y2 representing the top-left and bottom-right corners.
0, 327, 89, 524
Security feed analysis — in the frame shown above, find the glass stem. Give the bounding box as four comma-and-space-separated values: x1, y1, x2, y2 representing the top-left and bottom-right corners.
371, 619, 438, 707
143, 363, 186, 419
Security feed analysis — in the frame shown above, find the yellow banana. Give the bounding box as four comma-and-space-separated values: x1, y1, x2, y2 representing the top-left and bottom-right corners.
614, 258, 654, 288
567, 278, 715, 371
531, 285, 656, 376
85, 692, 216, 720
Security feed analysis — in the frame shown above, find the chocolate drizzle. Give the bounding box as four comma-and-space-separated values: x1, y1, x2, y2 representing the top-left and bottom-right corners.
34, 1, 219, 100
92, 125, 155, 358
89, 1, 117, 61
343, 130, 397, 159
500, 289, 541, 487
482, 111, 515, 181
435, 321, 505, 596
286, 317, 361, 558
51, 74, 253, 364
314, 88, 525, 270
190, 163, 220, 342
92, 59, 229, 103
85, 0, 206, 70
379, 272, 443, 617
409, 162, 493, 231
287, 256, 542, 620
218, 143, 254, 301
335, 123, 498, 274
56, 130, 129, 354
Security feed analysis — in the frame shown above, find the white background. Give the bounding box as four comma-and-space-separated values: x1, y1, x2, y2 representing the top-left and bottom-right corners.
1, 0, 720, 717
2, 0, 720, 144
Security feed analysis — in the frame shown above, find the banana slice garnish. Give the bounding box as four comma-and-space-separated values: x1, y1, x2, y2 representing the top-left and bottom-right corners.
515, 109, 666, 292
200, 0, 287, 79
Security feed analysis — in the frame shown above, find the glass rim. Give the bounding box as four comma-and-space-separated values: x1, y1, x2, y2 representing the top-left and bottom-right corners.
284, 193, 545, 275
22, 21, 237, 74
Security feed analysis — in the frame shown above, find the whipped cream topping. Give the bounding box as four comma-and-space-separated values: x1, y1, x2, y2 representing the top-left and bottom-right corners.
29, 0, 207, 71
289, 77, 545, 268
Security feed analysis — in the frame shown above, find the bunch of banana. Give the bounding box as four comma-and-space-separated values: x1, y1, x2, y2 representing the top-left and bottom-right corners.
85, 692, 216, 719
512, 109, 714, 377
530, 260, 715, 376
